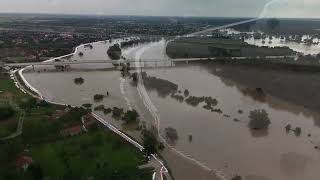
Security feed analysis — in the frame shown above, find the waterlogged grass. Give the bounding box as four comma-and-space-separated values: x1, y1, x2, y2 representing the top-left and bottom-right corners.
31, 130, 152, 179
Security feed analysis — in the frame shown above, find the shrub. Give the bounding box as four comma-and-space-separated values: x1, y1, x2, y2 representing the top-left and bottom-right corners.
0, 106, 15, 120
74, 77, 84, 85
248, 109, 271, 130
142, 129, 160, 155
107, 44, 122, 60
82, 103, 92, 109
122, 110, 139, 124
93, 94, 105, 102
294, 127, 302, 136
285, 124, 291, 132
94, 105, 105, 111
103, 108, 112, 115
112, 107, 124, 119
164, 127, 178, 143
184, 89, 190, 97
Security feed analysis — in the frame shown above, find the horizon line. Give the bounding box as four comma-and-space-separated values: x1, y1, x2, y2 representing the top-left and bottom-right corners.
0, 12, 319, 20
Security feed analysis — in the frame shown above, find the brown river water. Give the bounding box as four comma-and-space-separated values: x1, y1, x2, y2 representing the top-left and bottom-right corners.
22, 40, 320, 180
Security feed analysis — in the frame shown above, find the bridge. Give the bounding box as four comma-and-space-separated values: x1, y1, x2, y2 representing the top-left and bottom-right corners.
2, 55, 296, 68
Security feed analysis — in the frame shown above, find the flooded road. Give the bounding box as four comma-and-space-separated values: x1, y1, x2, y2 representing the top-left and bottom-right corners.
22, 39, 320, 180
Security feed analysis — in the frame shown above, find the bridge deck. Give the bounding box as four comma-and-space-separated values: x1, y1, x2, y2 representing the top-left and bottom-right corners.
3, 56, 296, 67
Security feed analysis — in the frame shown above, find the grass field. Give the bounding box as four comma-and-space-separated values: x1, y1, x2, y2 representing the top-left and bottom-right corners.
0, 74, 28, 138
31, 129, 152, 179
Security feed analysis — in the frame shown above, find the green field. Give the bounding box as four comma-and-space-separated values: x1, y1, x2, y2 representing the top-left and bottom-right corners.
0, 74, 28, 138
30, 130, 152, 179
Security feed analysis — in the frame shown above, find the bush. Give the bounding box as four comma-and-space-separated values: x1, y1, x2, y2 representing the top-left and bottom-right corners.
142, 129, 160, 155
0, 106, 15, 120
164, 127, 178, 143
294, 127, 302, 136
103, 108, 112, 115
112, 107, 124, 119
74, 77, 84, 85
107, 44, 122, 60
248, 109, 271, 130
94, 105, 105, 111
122, 110, 139, 124
19, 98, 37, 110
285, 124, 291, 132
93, 94, 105, 102
82, 103, 92, 109
184, 89, 190, 97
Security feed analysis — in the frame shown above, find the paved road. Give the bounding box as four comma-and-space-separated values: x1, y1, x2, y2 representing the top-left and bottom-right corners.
3, 55, 296, 68
92, 113, 172, 180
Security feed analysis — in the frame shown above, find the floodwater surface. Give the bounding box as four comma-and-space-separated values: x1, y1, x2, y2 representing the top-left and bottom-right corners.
22, 39, 320, 180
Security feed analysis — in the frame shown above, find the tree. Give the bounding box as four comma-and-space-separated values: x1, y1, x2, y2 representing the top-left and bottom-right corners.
82, 103, 92, 109
164, 127, 178, 143
26, 163, 43, 180
294, 127, 302, 136
285, 124, 291, 132
248, 109, 271, 130
93, 94, 104, 102
112, 107, 124, 119
142, 129, 160, 155
0, 106, 15, 120
19, 98, 37, 110
184, 89, 189, 97
107, 44, 122, 60
74, 77, 84, 85
122, 110, 139, 124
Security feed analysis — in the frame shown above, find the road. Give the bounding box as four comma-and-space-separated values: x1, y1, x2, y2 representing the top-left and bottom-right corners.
3, 55, 296, 68
13, 63, 172, 180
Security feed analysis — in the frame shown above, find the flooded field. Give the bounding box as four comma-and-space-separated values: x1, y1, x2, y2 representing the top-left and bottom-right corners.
244, 36, 320, 55
22, 39, 320, 180
142, 65, 320, 180
223, 29, 320, 55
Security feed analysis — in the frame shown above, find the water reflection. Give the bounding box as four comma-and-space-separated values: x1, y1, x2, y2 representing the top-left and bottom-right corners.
249, 129, 269, 138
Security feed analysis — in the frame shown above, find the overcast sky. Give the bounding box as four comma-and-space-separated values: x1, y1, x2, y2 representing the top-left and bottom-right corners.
0, 0, 319, 18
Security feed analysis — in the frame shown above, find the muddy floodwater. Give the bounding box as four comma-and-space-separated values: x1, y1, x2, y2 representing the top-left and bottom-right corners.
142, 65, 320, 180
22, 40, 320, 180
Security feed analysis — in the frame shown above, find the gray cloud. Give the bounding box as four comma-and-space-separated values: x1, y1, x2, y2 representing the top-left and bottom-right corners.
0, 0, 319, 18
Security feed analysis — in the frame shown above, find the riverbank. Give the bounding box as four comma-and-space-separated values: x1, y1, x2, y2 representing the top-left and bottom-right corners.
122, 41, 227, 180
14, 45, 172, 179
3, 66, 159, 180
